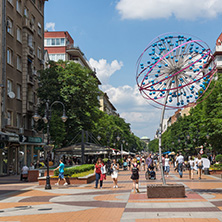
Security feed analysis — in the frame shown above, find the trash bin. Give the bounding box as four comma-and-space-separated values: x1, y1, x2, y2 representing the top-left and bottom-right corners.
39, 169, 45, 177
204, 168, 209, 175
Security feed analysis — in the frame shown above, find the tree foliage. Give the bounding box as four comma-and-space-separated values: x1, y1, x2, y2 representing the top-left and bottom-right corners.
150, 72, 222, 155
37, 61, 144, 151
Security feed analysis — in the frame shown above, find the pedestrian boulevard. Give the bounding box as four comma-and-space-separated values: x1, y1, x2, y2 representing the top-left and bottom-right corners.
0, 168, 222, 222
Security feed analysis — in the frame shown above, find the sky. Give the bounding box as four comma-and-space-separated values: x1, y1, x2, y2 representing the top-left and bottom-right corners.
44, 0, 222, 140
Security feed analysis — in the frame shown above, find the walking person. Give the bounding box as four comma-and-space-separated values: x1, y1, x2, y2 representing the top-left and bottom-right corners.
176, 152, 184, 178
111, 159, 119, 188
146, 154, 152, 169
131, 158, 140, 193
94, 158, 104, 189
188, 156, 195, 180
164, 154, 170, 177
127, 156, 132, 171
196, 154, 203, 180
141, 156, 145, 171
54, 159, 68, 186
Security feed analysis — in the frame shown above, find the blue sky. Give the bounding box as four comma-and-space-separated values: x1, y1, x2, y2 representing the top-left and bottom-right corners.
45, 0, 222, 140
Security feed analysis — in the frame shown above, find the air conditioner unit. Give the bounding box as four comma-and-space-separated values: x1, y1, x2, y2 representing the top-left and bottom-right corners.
19, 128, 24, 134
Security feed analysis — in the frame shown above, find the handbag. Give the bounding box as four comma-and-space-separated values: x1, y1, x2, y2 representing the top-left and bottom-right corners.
101, 165, 107, 174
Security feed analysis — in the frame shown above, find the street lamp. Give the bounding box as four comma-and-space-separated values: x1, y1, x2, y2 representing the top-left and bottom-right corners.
121, 139, 125, 159
33, 100, 68, 190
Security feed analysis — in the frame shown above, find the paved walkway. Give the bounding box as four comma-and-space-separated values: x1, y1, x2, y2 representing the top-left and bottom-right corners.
0, 168, 222, 222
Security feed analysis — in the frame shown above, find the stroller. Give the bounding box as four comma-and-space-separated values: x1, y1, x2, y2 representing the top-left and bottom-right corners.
145, 164, 156, 180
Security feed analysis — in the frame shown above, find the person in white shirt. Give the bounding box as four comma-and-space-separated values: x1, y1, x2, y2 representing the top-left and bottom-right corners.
20, 165, 29, 181
164, 155, 170, 177
188, 156, 195, 180
195, 154, 203, 180
176, 153, 184, 178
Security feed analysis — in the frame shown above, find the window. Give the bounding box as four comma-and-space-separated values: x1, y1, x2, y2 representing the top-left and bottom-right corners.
7, 111, 12, 126
16, 0, 21, 14
49, 54, 65, 62
17, 55, 22, 71
44, 38, 66, 46
16, 27, 21, 42
7, 79, 13, 94
28, 34, 33, 48
17, 84, 21, 99
51, 38, 55, 46
37, 47, 42, 59
37, 0, 42, 11
24, 7, 28, 17
30, 15, 35, 27
16, 113, 21, 128
37, 23, 42, 36
7, 49, 13, 65
7, 18, 13, 35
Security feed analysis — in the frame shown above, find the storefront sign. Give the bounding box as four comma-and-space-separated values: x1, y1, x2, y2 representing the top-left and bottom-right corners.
8, 135, 19, 142
19, 136, 42, 143
28, 137, 42, 143
34, 147, 43, 150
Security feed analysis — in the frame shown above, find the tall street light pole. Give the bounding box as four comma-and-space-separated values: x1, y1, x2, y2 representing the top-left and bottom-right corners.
33, 100, 68, 189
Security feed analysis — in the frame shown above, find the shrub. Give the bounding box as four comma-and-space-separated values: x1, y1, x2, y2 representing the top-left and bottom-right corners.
71, 169, 94, 178
215, 154, 222, 163
54, 164, 94, 177
201, 154, 208, 158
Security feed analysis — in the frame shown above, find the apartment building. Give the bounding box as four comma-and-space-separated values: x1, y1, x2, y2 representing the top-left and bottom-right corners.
44, 31, 101, 84
0, 0, 48, 176
99, 92, 118, 116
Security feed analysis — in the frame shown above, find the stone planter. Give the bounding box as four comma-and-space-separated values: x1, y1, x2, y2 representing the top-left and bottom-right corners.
147, 184, 185, 198
38, 173, 96, 185
44, 170, 54, 176
27, 170, 41, 182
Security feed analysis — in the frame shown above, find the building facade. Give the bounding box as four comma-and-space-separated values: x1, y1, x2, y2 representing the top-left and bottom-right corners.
99, 92, 117, 116
0, 0, 47, 176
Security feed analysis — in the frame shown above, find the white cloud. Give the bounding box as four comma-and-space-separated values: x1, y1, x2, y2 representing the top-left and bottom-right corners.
89, 58, 123, 85
116, 0, 222, 20
45, 22, 56, 31
101, 83, 160, 138
89, 57, 159, 139
101, 84, 145, 107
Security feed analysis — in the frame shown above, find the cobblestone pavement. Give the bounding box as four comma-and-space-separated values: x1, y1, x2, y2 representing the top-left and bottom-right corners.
0, 168, 222, 222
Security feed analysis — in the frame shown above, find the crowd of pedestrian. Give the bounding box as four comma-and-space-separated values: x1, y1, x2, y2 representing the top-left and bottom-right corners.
92, 152, 215, 192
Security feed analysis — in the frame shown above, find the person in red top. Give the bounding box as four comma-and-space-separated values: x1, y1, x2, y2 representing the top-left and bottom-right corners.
94, 158, 105, 189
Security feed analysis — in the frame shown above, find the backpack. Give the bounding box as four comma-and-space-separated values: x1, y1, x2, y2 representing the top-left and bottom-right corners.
132, 164, 138, 175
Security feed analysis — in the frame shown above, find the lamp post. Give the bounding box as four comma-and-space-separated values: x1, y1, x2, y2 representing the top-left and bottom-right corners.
121, 139, 125, 159
33, 100, 68, 189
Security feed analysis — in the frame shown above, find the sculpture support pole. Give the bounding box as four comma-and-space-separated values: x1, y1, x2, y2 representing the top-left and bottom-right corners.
159, 91, 169, 185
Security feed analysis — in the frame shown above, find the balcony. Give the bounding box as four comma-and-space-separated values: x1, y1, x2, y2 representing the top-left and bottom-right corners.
213, 45, 222, 55
27, 74, 34, 85
23, 17, 34, 33
27, 102, 34, 112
